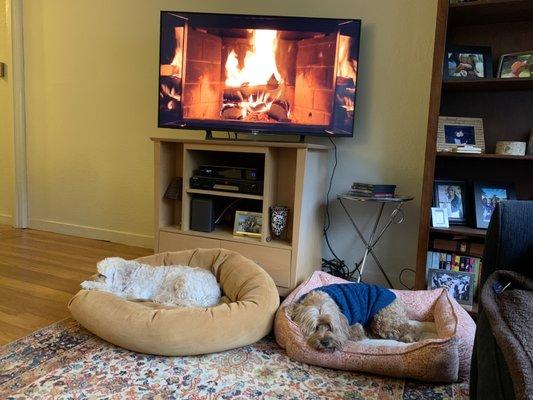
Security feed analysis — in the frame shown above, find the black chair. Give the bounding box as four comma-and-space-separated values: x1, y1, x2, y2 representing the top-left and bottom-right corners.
470, 200, 533, 400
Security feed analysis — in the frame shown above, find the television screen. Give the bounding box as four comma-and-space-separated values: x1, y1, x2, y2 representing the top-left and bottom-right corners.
158, 12, 361, 137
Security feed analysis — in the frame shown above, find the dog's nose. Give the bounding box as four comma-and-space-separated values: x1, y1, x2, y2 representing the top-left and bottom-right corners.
320, 340, 330, 347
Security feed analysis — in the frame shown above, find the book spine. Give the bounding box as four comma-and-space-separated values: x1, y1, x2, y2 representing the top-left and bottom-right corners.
446, 254, 452, 270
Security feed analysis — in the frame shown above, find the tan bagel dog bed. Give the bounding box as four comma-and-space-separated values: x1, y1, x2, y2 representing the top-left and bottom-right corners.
69, 248, 280, 356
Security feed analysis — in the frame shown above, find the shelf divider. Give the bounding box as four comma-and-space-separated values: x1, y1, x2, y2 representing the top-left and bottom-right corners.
186, 188, 263, 200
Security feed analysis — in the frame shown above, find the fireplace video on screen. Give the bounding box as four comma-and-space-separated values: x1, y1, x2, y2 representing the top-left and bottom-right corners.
158, 12, 361, 136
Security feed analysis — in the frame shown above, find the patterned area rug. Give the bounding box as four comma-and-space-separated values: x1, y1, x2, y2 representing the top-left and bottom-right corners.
0, 319, 468, 399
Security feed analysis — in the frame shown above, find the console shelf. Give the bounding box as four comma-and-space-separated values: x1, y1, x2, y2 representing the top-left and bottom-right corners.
152, 138, 330, 295
160, 225, 292, 250
185, 188, 264, 200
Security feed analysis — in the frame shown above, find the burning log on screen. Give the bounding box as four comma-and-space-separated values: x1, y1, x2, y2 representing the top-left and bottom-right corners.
221, 80, 289, 121
221, 104, 244, 120
334, 76, 355, 128
336, 76, 355, 112
268, 99, 290, 122
159, 76, 182, 113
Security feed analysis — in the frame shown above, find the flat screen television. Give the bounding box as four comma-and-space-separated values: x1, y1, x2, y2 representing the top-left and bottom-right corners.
158, 12, 361, 137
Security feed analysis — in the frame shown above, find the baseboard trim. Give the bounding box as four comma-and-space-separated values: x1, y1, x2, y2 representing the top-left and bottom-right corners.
29, 218, 154, 249
0, 214, 13, 225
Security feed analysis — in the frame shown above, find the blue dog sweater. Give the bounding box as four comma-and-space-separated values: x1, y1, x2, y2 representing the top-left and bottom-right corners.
313, 283, 396, 326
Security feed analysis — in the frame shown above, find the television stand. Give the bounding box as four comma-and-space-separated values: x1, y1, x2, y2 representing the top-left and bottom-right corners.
151, 137, 330, 295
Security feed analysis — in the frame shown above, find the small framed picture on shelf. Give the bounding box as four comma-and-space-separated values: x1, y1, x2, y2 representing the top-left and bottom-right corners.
473, 182, 516, 229
233, 211, 263, 238
433, 180, 468, 225
437, 116, 485, 152
427, 268, 475, 307
431, 207, 450, 228
444, 45, 493, 80
497, 51, 532, 78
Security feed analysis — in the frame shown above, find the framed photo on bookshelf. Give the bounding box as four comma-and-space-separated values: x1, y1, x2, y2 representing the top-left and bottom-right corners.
431, 207, 449, 228
433, 180, 468, 225
427, 268, 475, 307
497, 51, 532, 78
437, 116, 485, 152
443, 45, 493, 80
473, 182, 516, 229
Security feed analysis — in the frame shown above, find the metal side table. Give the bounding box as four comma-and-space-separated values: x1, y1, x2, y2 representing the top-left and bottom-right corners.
337, 194, 414, 288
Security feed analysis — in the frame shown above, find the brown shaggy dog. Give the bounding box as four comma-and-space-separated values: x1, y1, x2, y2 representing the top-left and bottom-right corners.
288, 290, 421, 352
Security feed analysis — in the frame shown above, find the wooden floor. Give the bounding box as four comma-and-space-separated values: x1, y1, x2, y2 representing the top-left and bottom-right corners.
0, 225, 152, 345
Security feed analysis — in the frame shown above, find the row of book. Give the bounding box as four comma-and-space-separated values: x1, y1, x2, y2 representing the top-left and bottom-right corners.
426, 250, 482, 273
350, 182, 396, 198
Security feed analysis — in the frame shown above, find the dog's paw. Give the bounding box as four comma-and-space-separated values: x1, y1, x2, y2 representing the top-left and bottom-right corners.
399, 325, 422, 343
399, 333, 418, 343
349, 323, 366, 341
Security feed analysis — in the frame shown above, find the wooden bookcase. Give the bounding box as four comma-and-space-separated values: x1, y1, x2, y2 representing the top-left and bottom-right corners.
151, 138, 330, 295
415, 0, 533, 313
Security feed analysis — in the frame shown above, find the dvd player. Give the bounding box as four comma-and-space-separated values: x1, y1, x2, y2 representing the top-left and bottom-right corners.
195, 165, 263, 181
190, 176, 263, 195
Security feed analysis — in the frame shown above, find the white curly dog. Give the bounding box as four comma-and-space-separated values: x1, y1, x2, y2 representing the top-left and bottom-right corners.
81, 257, 221, 307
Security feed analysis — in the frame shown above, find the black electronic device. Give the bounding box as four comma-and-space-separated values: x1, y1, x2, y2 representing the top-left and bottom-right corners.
190, 176, 263, 195
158, 11, 361, 137
190, 197, 215, 232
164, 177, 183, 200
195, 165, 262, 181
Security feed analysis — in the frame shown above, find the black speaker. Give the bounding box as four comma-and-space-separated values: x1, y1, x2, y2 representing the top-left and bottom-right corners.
190, 197, 215, 232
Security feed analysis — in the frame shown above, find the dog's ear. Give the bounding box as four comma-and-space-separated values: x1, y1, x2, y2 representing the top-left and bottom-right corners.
173, 276, 185, 291
330, 310, 350, 339
285, 304, 296, 319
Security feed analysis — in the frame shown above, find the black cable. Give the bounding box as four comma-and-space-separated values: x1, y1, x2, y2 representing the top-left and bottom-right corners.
214, 198, 241, 224
323, 136, 342, 260
323, 136, 336, 233
321, 136, 350, 279
399, 267, 416, 290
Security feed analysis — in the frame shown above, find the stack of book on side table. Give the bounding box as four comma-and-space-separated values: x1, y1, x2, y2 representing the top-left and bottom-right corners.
350, 183, 397, 198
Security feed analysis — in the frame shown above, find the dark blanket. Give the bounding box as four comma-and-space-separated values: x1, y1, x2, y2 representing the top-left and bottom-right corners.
482, 270, 533, 400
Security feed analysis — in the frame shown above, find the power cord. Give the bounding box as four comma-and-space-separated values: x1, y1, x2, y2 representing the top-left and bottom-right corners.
321, 136, 350, 279
399, 267, 416, 290
214, 198, 241, 224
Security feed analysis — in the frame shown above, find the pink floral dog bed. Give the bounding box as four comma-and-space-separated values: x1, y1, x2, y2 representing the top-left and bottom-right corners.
274, 271, 475, 382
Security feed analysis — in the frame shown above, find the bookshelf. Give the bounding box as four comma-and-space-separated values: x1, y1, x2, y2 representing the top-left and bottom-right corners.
436, 152, 533, 161
430, 226, 487, 238
442, 77, 533, 92
415, 0, 533, 315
